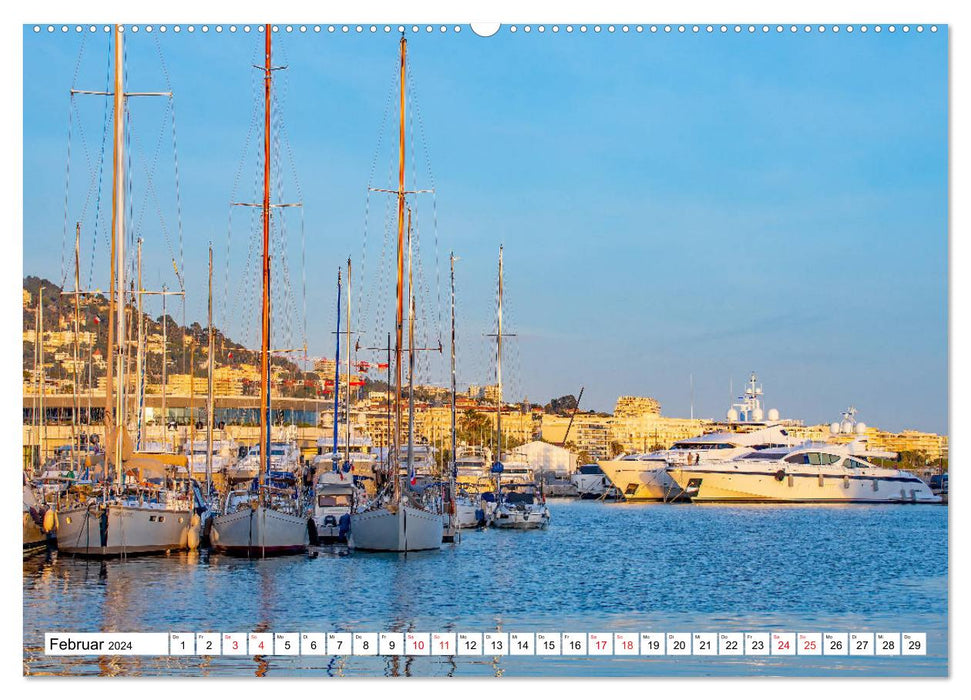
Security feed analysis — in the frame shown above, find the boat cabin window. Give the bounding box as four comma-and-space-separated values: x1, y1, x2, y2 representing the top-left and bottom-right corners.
842, 458, 869, 470
578, 464, 603, 475
674, 442, 734, 450
785, 452, 840, 465
504, 492, 534, 505
318, 494, 351, 507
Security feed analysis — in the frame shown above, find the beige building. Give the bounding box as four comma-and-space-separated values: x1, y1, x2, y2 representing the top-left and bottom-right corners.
614, 395, 662, 418
314, 358, 337, 377
541, 413, 614, 460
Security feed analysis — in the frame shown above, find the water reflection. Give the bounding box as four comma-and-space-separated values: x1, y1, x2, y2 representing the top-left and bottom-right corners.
23, 502, 947, 677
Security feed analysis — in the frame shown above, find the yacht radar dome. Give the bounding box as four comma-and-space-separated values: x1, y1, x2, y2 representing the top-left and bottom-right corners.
855, 422, 867, 435
830, 422, 840, 435
727, 408, 739, 422
767, 408, 779, 421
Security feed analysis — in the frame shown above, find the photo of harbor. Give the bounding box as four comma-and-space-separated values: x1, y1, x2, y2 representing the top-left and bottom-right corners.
21, 21, 948, 679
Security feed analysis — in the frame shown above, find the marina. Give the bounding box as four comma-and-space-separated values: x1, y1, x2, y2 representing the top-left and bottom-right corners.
19, 21, 950, 682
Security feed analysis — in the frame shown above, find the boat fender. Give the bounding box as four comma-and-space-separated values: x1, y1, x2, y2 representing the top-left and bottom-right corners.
218, 421, 226, 430
187, 525, 201, 551
307, 519, 319, 546
774, 470, 786, 482
338, 514, 350, 539
475, 508, 485, 524
42, 507, 56, 533
195, 421, 204, 431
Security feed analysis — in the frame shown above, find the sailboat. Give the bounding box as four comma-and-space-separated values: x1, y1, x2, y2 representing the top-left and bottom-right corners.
210, 24, 309, 557
348, 35, 444, 552
56, 25, 195, 557
488, 246, 550, 531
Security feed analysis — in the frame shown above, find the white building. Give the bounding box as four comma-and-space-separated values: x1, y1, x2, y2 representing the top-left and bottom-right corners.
510, 440, 577, 476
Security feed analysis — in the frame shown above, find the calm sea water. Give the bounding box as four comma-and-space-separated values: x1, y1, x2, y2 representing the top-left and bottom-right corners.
23, 500, 948, 677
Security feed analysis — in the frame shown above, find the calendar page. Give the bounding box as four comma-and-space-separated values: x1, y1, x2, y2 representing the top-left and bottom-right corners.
18, 3, 951, 688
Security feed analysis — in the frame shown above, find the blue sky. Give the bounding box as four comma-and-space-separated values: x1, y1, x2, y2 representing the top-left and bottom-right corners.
22, 25, 948, 433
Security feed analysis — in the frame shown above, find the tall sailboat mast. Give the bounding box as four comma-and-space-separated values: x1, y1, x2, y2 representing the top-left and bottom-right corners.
135, 238, 144, 449
37, 287, 46, 466
406, 209, 415, 478
72, 224, 83, 473
345, 257, 352, 469
495, 245, 504, 461
161, 285, 167, 445
107, 24, 126, 482
332, 269, 342, 470
392, 35, 407, 504
449, 252, 456, 480
259, 23, 273, 490
206, 244, 215, 497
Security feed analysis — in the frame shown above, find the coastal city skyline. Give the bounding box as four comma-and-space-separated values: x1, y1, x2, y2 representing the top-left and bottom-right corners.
22, 26, 947, 433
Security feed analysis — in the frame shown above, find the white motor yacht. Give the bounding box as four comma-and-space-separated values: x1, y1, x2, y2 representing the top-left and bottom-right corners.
453, 445, 492, 484
311, 469, 365, 544
184, 438, 240, 481
599, 372, 796, 501
227, 441, 301, 482
668, 440, 939, 503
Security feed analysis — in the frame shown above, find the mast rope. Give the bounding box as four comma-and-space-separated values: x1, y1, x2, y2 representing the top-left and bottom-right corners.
408, 59, 444, 352
86, 38, 113, 291
224, 42, 263, 354
153, 33, 186, 294
360, 59, 399, 351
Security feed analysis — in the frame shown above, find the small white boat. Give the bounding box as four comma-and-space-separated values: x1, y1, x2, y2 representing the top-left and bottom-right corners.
491, 483, 550, 530
452, 487, 489, 528
571, 464, 623, 500
311, 470, 363, 544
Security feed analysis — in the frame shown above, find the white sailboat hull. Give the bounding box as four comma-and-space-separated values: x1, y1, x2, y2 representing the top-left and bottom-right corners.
668, 466, 941, 503
599, 459, 686, 502
349, 504, 443, 552
211, 506, 309, 556
56, 503, 191, 556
